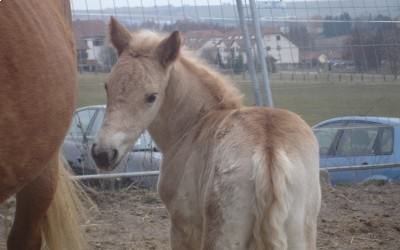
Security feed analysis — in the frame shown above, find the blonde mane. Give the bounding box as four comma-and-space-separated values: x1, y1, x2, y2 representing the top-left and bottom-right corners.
179, 52, 243, 110
125, 30, 243, 110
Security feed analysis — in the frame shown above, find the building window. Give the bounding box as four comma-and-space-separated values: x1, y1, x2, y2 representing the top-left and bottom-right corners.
266, 46, 271, 51
276, 35, 281, 41
93, 39, 104, 46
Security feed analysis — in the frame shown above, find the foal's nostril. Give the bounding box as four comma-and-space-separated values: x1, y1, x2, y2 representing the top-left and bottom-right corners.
111, 149, 118, 162
91, 144, 119, 169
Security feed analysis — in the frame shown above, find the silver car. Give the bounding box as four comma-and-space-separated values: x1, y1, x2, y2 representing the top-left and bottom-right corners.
62, 105, 161, 187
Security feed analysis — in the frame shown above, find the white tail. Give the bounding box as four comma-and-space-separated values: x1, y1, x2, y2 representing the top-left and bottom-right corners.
253, 149, 294, 250
41, 155, 90, 250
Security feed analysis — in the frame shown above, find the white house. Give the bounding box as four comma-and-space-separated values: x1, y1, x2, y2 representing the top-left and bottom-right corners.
73, 20, 107, 71
185, 29, 299, 69
263, 34, 299, 64
84, 37, 105, 62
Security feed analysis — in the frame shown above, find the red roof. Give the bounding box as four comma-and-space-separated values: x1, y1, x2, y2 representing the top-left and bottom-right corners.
73, 19, 107, 50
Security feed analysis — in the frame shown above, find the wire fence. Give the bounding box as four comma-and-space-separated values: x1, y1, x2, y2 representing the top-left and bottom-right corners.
67, 0, 400, 187
71, 0, 400, 76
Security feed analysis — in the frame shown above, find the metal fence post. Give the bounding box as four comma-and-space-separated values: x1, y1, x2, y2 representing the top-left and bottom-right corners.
235, 0, 263, 106
248, 0, 274, 107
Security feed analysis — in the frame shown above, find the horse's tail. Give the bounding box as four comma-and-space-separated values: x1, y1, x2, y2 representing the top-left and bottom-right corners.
41, 154, 89, 250
253, 149, 293, 250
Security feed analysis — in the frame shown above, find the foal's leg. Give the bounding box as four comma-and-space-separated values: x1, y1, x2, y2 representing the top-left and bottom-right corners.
201, 177, 255, 250
7, 157, 57, 250
285, 208, 307, 250
170, 221, 201, 250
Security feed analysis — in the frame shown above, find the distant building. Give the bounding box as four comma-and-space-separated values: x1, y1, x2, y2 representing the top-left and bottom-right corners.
73, 20, 107, 72
183, 28, 300, 70
263, 34, 299, 64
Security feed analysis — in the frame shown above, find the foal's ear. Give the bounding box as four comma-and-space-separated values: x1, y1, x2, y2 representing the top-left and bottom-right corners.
157, 31, 181, 67
109, 17, 131, 55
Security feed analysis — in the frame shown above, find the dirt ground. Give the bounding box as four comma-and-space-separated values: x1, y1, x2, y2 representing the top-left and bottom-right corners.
1, 182, 400, 250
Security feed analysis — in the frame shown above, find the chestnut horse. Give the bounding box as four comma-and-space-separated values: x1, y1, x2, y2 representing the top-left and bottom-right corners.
92, 18, 321, 250
0, 1, 86, 249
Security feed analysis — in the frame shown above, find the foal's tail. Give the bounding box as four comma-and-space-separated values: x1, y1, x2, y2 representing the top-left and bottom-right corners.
41, 154, 90, 250
253, 149, 293, 250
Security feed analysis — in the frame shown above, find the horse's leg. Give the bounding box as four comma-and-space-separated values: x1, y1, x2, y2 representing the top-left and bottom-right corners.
301, 198, 319, 250
284, 200, 319, 250
304, 216, 318, 250
169, 222, 198, 250
200, 176, 255, 250
7, 157, 57, 250
285, 207, 307, 250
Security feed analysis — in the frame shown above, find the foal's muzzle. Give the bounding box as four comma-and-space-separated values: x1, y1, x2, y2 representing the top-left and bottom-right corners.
91, 143, 119, 170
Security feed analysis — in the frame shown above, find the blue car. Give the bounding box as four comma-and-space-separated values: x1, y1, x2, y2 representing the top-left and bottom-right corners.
313, 116, 400, 184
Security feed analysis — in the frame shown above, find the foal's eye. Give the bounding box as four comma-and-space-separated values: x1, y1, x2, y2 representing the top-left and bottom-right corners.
145, 93, 157, 104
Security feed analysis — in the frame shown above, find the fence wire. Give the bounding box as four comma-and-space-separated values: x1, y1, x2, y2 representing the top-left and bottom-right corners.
68, 0, 400, 186
70, 1, 400, 85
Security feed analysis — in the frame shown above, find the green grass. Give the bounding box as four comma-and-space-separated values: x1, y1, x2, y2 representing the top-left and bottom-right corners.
78, 72, 400, 126
77, 73, 107, 107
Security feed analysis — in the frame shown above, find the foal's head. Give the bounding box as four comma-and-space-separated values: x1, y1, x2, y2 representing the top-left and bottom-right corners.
92, 18, 181, 170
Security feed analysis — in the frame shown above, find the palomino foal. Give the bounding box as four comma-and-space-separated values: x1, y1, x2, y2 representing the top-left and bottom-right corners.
92, 18, 321, 250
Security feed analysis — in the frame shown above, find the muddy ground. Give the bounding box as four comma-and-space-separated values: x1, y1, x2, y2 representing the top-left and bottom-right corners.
1, 182, 399, 250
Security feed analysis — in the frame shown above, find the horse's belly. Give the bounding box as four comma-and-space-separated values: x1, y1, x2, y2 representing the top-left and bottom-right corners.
0, 1, 76, 196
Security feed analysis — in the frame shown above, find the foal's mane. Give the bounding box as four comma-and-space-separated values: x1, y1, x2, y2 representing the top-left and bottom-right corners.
179, 53, 243, 109
128, 30, 243, 110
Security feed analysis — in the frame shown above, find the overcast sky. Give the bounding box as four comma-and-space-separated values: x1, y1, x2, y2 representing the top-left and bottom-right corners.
71, 0, 239, 10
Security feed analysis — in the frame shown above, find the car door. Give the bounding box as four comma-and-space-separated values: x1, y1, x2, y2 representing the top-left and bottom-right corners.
329, 121, 395, 166
321, 121, 396, 183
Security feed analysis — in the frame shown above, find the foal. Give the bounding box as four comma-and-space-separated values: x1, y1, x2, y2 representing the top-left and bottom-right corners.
92, 18, 321, 250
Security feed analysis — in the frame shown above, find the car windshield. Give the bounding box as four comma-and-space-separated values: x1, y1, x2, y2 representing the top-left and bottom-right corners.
133, 132, 154, 151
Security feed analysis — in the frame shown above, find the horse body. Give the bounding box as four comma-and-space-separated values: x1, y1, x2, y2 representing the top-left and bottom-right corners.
0, 1, 86, 249
0, 0, 75, 200
151, 61, 321, 250
93, 18, 321, 250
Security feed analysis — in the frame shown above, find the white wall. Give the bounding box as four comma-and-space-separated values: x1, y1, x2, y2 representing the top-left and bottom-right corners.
85, 38, 104, 64
263, 34, 299, 64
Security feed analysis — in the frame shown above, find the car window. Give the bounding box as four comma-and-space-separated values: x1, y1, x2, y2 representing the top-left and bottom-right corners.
379, 127, 394, 154
134, 132, 154, 151
89, 109, 105, 136
68, 109, 97, 136
314, 128, 339, 156
336, 127, 378, 156
313, 121, 346, 156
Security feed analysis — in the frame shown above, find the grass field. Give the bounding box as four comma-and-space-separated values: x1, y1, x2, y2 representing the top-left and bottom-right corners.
78, 73, 400, 125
